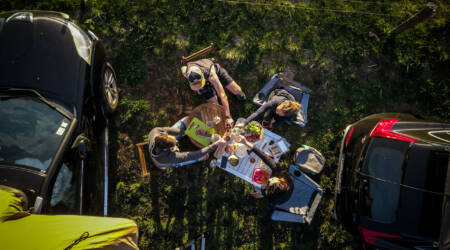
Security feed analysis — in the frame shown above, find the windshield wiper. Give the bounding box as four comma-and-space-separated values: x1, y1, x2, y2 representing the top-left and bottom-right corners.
4, 88, 73, 119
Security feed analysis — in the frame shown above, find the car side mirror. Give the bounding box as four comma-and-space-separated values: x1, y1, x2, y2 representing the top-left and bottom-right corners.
71, 134, 89, 159
78, 140, 87, 159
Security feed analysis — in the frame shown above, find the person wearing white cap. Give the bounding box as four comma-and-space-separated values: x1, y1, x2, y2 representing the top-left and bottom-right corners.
181, 58, 246, 127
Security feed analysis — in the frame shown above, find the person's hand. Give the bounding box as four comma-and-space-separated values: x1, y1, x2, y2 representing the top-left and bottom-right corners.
225, 117, 234, 128
262, 120, 273, 130
214, 138, 226, 147
238, 135, 246, 143
238, 135, 251, 148
250, 192, 264, 199
268, 119, 275, 130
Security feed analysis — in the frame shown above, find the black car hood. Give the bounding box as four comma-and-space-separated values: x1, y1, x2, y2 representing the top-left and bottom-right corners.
0, 11, 87, 115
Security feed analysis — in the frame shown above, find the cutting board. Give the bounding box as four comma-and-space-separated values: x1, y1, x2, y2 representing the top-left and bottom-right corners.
185, 117, 216, 146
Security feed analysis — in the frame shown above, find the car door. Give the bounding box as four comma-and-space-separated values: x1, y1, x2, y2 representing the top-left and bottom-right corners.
46, 144, 82, 214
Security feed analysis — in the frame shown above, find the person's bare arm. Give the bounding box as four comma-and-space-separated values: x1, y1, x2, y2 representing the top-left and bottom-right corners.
241, 136, 277, 170
171, 139, 225, 164
181, 66, 188, 78
209, 67, 233, 125
251, 192, 264, 199
156, 127, 181, 136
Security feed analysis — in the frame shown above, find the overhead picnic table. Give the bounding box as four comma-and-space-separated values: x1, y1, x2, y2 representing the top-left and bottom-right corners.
214, 128, 291, 189
186, 103, 227, 148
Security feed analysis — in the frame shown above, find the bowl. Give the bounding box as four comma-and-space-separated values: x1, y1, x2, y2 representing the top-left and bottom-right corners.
228, 154, 239, 166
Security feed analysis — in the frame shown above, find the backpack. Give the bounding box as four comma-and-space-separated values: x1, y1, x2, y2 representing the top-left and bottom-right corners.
293, 145, 325, 175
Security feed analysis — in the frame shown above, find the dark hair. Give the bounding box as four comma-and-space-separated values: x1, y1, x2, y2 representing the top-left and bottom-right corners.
264, 170, 293, 199
154, 133, 177, 149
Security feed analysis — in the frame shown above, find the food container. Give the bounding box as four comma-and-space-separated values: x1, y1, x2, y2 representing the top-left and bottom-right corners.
244, 121, 263, 143
209, 159, 218, 168
252, 168, 270, 185
228, 154, 239, 166
269, 143, 281, 157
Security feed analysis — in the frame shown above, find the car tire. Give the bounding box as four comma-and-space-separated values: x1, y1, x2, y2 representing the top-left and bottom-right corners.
100, 62, 119, 116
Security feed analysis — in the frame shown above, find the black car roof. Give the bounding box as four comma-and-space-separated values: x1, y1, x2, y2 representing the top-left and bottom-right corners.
0, 11, 87, 116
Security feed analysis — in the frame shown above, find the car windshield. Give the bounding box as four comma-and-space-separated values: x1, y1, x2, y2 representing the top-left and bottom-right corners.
361, 137, 409, 224
0, 95, 70, 172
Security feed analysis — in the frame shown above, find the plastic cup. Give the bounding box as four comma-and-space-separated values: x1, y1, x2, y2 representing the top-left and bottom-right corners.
211, 134, 220, 143
235, 118, 245, 128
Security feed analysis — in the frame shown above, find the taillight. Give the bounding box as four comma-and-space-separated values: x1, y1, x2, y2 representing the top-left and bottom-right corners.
369, 119, 418, 143
345, 127, 354, 147
359, 227, 401, 246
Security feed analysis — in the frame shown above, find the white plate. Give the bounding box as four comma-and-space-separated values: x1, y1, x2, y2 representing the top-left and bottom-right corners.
235, 144, 247, 158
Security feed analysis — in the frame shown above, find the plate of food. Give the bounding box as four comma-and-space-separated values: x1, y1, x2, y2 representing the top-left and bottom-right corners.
244, 121, 264, 142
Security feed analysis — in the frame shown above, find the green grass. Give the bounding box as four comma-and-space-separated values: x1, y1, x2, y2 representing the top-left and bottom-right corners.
2, 1, 449, 249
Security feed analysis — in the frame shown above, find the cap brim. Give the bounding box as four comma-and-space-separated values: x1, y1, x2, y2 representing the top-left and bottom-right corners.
190, 77, 205, 91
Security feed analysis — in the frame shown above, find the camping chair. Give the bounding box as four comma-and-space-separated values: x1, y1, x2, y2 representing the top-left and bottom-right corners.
252, 73, 311, 127
135, 140, 203, 175
270, 165, 323, 224
182, 43, 221, 65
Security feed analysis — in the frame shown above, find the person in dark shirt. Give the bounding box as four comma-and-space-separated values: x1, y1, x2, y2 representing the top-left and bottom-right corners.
148, 117, 225, 170
181, 58, 246, 127
239, 136, 294, 202
244, 88, 301, 130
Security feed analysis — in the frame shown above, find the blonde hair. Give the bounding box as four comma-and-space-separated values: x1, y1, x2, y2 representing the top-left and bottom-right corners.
278, 101, 301, 117
155, 133, 177, 149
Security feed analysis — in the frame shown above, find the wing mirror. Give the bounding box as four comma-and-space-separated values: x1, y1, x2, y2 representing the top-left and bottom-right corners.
71, 134, 89, 159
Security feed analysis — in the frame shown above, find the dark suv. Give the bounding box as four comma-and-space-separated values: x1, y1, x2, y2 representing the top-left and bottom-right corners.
0, 11, 119, 215
334, 113, 450, 249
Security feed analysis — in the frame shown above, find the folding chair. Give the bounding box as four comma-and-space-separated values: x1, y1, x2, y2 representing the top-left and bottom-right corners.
181, 43, 221, 65
253, 73, 311, 127
136, 140, 203, 174
270, 165, 323, 224
135, 142, 151, 177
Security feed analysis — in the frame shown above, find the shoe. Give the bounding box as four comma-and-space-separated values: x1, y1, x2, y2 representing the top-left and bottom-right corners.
237, 91, 246, 101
